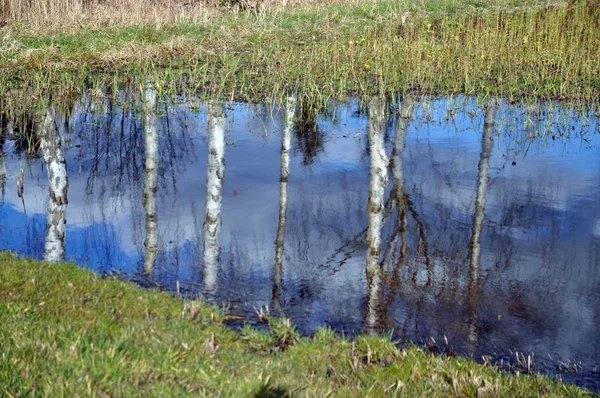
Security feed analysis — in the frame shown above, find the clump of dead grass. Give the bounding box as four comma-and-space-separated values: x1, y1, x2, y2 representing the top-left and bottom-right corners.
1, 0, 217, 29
0, 29, 21, 56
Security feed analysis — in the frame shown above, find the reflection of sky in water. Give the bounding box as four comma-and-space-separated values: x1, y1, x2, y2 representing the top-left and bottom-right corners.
1, 98, 599, 390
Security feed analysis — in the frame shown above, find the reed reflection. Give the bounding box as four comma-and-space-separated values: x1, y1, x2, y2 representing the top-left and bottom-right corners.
143, 88, 159, 276
203, 102, 227, 294
365, 96, 389, 331
294, 100, 324, 165
467, 101, 497, 351
273, 96, 297, 305
40, 107, 68, 262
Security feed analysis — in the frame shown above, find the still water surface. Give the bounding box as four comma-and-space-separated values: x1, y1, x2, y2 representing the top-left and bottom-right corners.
1, 96, 599, 390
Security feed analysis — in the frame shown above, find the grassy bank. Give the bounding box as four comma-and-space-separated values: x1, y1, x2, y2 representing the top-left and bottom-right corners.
0, 0, 599, 109
0, 252, 594, 397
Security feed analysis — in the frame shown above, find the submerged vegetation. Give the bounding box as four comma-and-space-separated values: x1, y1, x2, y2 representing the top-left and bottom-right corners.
0, 0, 599, 111
0, 252, 595, 396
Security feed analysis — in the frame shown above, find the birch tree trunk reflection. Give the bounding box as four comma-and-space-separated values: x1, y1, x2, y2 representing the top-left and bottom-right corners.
1, 134, 5, 202
467, 101, 497, 350
40, 107, 68, 262
365, 96, 389, 331
381, 98, 413, 273
0, 115, 6, 201
273, 96, 297, 304
203, 102, 227, 295
143, 88, 159, 276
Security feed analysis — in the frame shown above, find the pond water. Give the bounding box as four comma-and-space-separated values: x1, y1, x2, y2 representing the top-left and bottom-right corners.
1, 95, 599, 390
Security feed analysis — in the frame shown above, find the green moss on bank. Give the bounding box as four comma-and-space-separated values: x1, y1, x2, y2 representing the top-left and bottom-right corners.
0, 252, 593, 396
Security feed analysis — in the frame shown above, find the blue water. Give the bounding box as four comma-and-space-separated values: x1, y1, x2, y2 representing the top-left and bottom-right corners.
1, 97, 599, 390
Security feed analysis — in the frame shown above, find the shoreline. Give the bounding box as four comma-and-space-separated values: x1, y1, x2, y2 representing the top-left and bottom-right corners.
0, 252, 595, 396
1, 0, 599, 107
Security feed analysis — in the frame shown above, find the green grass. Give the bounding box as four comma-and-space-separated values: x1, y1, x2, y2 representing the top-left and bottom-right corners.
0, 0, 599, 112
0, 252, 595, 396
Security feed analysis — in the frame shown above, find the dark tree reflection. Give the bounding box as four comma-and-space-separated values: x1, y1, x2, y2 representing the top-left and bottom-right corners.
294, 100, 324, 165
466, 101, 497, 352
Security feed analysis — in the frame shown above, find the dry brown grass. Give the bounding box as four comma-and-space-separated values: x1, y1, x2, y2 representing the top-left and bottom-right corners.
1, 0, 211, 28
0, 0, 373, 28
2, 0, 561, 29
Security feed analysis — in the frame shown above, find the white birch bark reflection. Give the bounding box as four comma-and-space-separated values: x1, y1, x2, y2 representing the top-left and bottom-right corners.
143, 88, 159, 276
203, 102, 227, 294
40, 107, 68, 263
273, 96, 297, 304
365, 96, 389, 331
382, 98, 414, 273
467, 101, 497, 350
